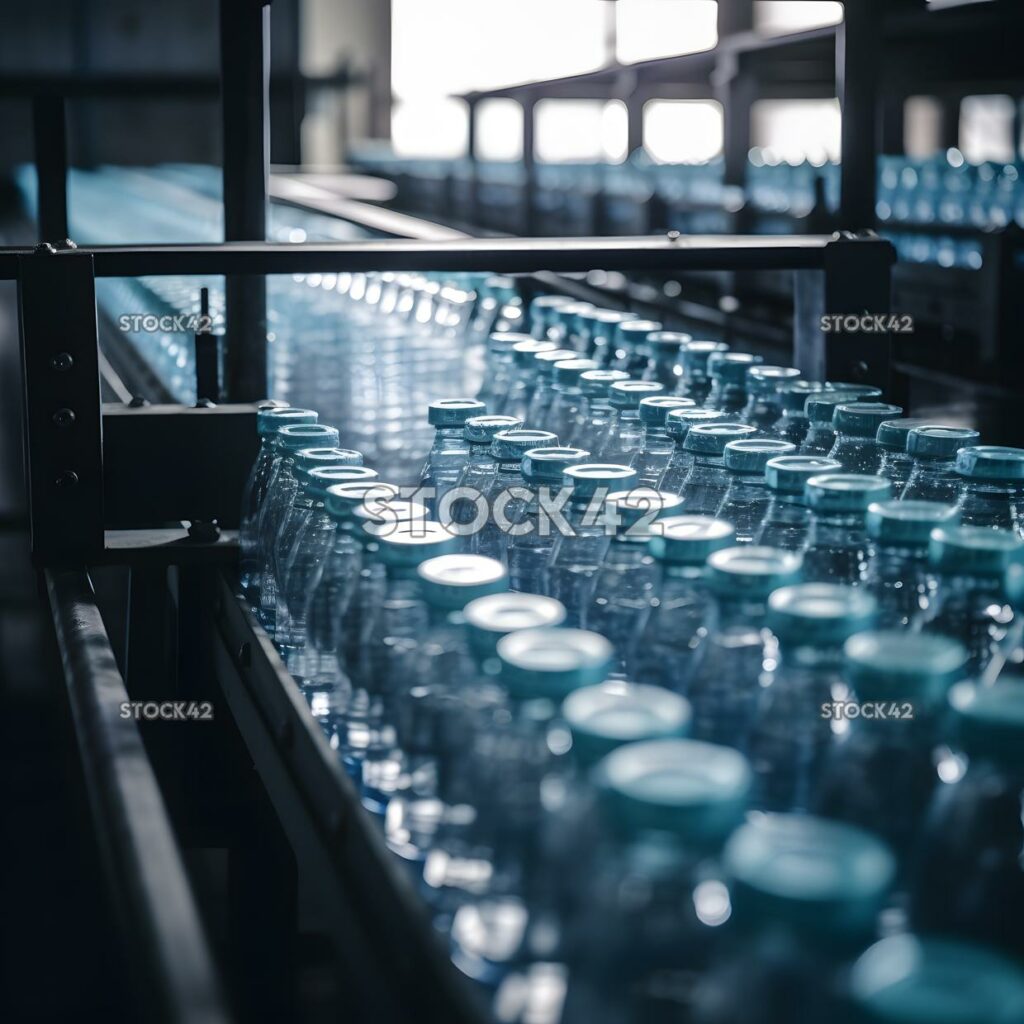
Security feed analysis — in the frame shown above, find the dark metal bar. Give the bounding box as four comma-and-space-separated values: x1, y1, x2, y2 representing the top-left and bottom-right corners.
195, 287, 220, 403
31, 96, 69, 242
45, 569, 231, 1024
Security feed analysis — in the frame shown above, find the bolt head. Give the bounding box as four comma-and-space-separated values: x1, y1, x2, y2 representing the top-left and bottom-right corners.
55, 470, 79, 488
52, 408, 76, 427
50, 352, 74, 372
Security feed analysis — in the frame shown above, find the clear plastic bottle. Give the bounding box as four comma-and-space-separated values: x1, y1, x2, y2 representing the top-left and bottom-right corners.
687, 546, 801, 748
920, 524, 1023, 677
716, 438, 797, 542
739, 365, 801, 431
704, 352, 764, 416
901, 425, 980, 502
547, 463, 638, 626
553, 302, 596, 354
611, 319, 662, 375
814, 630, 967, 873
598, 380, 665, 463
747, 583, 877, 811
419, 398, 486, 510
801, 473, 893, 585
827, 402, 904, 474
632, 515, 736, 693
477, 333, 525, 414
863, 499, 960, 627
528, 294, 574, 341
679, 340, 728, 404
875, 417, 941, 493
695, 815, 895, 1024
546, 359, 598, 445
585, 310, 637, 367
954, 445, 1024, 537
445, 414, 523, 532
641, 330, 691, 388
503, 339, 557, 423
677, 422, 759, 515
754, 455, 841, 551
768, 380, 824, 447
526, 347, 578, 426
658, 408, 728, 494
629, 395, 695, 487
910, 682, 1024, 960
800, 392, 860, 457
574, 369, 629, 451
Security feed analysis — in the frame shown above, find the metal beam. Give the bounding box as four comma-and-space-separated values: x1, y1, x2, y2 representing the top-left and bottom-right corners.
31, 96, 69, 242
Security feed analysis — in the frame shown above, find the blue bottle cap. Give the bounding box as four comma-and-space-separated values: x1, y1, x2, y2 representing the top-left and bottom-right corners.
275, 423, 340, 451
747, 365, 801, 395
488, 331, 532, 355
955, 445, 1024, 482
589, 309, 637, 333
639, 396, 696, 425
521, 446, 591, 484
683, 422, 759, 455
464, 592, 566, 661
417, 554, 508, 610
553, 358, 599, 386
682, 340, 729, 374
875, 417, 942, 451
497, 627, 614, 699
302, 464, 378, 499
555, 301, 595, 328
824, 382, 884, 400
598, 739, 750, 844
294, 446, 362, 473
666, 407, 728, 439
605, 488, 685, 534
724, 814, 895, 943
765, 455, 842, 493
648, 515, 735, 564
491, 429, 558, 461
928, 525, 1024, 575
464, 414, 522, 443
257, 406, 317, 436
512, 339, 557, 365
428, 398, 487, 427
906, 425, 980, 458
949, 682, 1024, 770
562, 682, 691, 767
325, 480, 400, 520
616, 319, 662, 347
844, 631, 968, 704
534, 348, 579, 376
706, 546, 803, 599
376, 520, 459, 566
866, 500, 960, 545
609, 380, 665, 408
850, 934, 1024, 1024
832, 402, 905, 437
723, 438, 796, 473
806, 473, 892, 513
646, 330, 692, 352
528, 294, 573, 322
767, 583, 877, 645
707, 351, 764, 385
580, 369, 630, 397
563, 463, 638, 498
778, 380, 825, 412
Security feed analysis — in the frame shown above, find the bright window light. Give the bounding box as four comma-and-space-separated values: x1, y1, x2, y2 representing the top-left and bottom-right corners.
392, 97, 468, 159
643, 100, 724, 163
754, 1, 844, 36
615, 0, 718, 63
535, 100, 627, 163
752, 98, 841, 163
960, 95, 1016, 163
477, 100, 524, 161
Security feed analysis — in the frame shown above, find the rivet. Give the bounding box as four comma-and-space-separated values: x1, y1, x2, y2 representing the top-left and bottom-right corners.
52, 408, 76, 427
55, 470, 79, 489
50, 352, 74, 372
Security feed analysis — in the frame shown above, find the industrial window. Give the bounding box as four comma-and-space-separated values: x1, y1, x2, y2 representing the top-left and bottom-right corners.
477, 100, 524, 162
751, 98, 842, 163
754, 1, 844, 36
960, 95, 1017, 163
615, 0, 718, 63
534, 100, 628, 163
643, 100, 724, 163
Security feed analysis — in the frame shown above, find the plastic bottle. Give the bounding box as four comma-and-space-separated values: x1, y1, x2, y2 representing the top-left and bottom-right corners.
754, 455, 841, 550
419, 398, 487, 509
739, 365, 801, 431
902, 425, 980, 502
553, 302, 597, 354
747, 583, 877, 811
769, 380, 824, 447
716, 438, 797, 542
528, 294, 574, 341
477, 334, 526, 414
503, 340, 557, 422
704, 352, 764, 415
526, 347, 578, 425
679, 340, 728, 404
585, 310, 637, 367
677, 422, 759, 515
800, 392, 860, 457
658, 408, 728, 495
955, 445, 1024, 537
629, 396, 695, 487
574, 369, 629, 451
598, 380, 664, 463
875, 417, 941, 493
611, 319, 662, 375
827, 402, 904, 474
445, 414, 523, 532
641, 331, 691, 388
545, 359, 598, 445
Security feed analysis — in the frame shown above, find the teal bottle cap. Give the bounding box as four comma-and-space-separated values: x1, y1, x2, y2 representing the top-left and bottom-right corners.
805, 392, 861, 423
850, 934, 1024, 1024
588, 309, 637, 331
375, 520, 459, 566
428, 398, 487, 427
682, 339, 729, 373
563, 682, 691, 767
498, 627, 614, 699
491, 429, 558, 461
464, 414, 523, 443
512, 339, 557, 365
580, 368, 630, 396
806, 473, 892, 513
724, 814, 895, 941
521, 446, 591, 484
294, 446, 362, 472
955, 445, 1024, 482
417, 554, 508, 610
616, 319, 663, 347
723, 438, 796, 473
563, 462, 638, 498
666, 407, 728, 439
639, 396, 695, 425
553, 358, 599, 386
683, 421, 758, 455
598, 738, 750, 844
488, 331, 532, 354
646, 330, 692, 352
707, 351, 764, 385
534, 348, 579, 376
605, 488, 686, 534
767, 583, 877, 645
747, 365, 801, 396
765, 455, 841, 493
556, 301, 595, 327
824, 382, 884, 400
464, 592, 566, 661
866, 499, 960, 545
275, 423, 340, 451
325, 480, 400, 520
356, 499, 430, 538
609, 380, 665, 408
906, 425, 980, 458
949, 682, 1024, 769
302, 464, 378, 499
833, 402, 905, 437
706, 546, 803, 599
778, 380, 825, 412
257, 406, 316, 436
928, 524, 1024, 575
528, 294, 573, 321
875, 417, 942, 451
648, 515, 735, 564
844, 631, 968, 704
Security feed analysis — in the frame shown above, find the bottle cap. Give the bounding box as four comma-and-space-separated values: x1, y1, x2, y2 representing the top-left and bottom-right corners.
521, 446, 591, 485
491, 429, 558, 462
428, 398, 487, 427
665, 407, 728, 439
580, 369, 630, 397
955, 445, 1024, 482
844, 631, 967, 704
488, 331, 532, 355
805, 392, 861, 424
875, 417, 942, 451
767, 583, 877, 645
464, 593, 566, 661
707, 351, 764, 386
639, 396, 696, 425
528, 294, 573, 326
417, 554, 508, 610
376, 520, 459, 566
294, 446, 362, 473
616, 319, 662, 348
648, 515, 735, 564
723, 438, 796, 473
747, 365, 801, 396
805, 473, 892, 513
681, 340, 729, 376
512, 339, 556, 365
778, 380, 825, 412
609, 380, 665, 409
563, 463, 638, 498
824, 382, 884, 400
302, 463, 378, 499
906, 425, 980, 458
534, 347, 579, 376
683, 421, 759, 455
498, 627, 614, 699
866, 499, 960, 545
553, 358, 599, 386
275, 423, 340, 451
949, 682, 1024, 770
646, 330, 692, 353
928, 524, 1024, 575
833, 402, 905, 437
765, 455, 841, 493
464, 414, 522, 444
605, 488, 685, 534
325, 480, 400, 520
706, 546, 803, 599
258, 406, 317, 436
